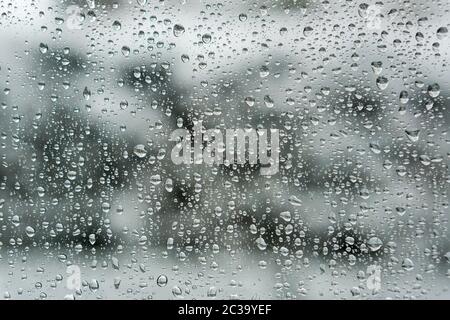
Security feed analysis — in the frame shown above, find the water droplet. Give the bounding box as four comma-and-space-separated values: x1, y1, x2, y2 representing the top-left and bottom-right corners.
369, 143, 381, 154
120, 100, 128, 110
25, 226, 35, 238
437, 27, 448, 39
181, 54, 190, 62
112, 20, 121, 30
12, 215, 20, 227
399, 91, 409, 104
264, 95, 274, 108
402, 258, 414, 271
39, 43, 48, 54
238, 13, 247, 22
133, 144, 147, 158
112, 257, 120, 270
256, 237, 267, 251
102, 202, 111, 213
427, 83, 440, 98
415, 32, 424, 42
172, 286, 183, 297
157, 275, 168, 287
165, 178, 173, 192
207, 287, 217, 297
121, 46, 130, 57
259, 66, 270, 78
303, 26, 313, 37
280, 211, 291, 222
150, 174, 162, 185
288, 195, 302, 206
89, 233, 96, 245
244, 96, 255, 107
202, 34, 212, 44
444, 252, 450, 262
405, 129, 420, 142
173, 24, 185, 37
358, 3, 369, 18
396, 206, 406, 216
371, 61, 383, 74
396, 165, 407, 177
367, 237, 383, 252
114, 277, 121, 289
83, 87, 91, 100
376, 76, 389, 90
88, 279, 99, 292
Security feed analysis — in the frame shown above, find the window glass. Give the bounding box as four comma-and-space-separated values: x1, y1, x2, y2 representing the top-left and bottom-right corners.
0, 0, 449, 300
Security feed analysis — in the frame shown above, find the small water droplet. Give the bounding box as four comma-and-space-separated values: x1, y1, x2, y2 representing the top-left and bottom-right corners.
157, 275, 168, 287
405, 129, 420, 142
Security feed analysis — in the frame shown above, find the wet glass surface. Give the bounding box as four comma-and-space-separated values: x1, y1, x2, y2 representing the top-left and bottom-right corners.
0, 0, 449, 300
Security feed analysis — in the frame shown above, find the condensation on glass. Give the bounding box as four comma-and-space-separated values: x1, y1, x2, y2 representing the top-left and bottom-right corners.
0, 0, 449, 300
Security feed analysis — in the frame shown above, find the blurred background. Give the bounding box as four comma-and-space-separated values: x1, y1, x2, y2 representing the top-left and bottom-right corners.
0, 0, 449, 299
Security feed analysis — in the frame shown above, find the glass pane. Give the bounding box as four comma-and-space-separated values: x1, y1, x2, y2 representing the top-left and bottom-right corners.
0, 0, 449, 300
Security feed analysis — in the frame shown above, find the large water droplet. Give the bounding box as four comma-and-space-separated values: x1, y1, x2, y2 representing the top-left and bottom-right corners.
280, 211, 291, 222
256, 237, 267, 251
402, 258, 414, 271
173, 24, 185, 37
367, 237, 383, 252
405, 129, 420, 142
427, 83, 440, 98
376, 76, 389, 90
133, 144, 147, 158
303, 26, 313, 37
25, 226, 35, 238
288, 195, 302, 206
202, 34, 212, 44
437, 26, 448, 39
